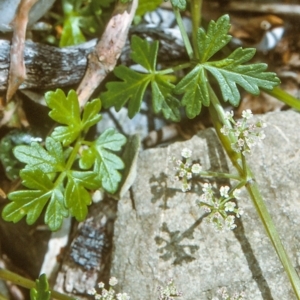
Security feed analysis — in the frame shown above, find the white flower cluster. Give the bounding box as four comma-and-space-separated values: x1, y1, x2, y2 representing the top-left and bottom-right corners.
157, 278, 182, 300
197, 183, 243, 231
88, 277, 130, 300
220, 109, 266, 155
172, 148, 202, 192
212, 287, 246, 300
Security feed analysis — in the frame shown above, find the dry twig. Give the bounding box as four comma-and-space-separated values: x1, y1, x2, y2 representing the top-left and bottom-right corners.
76, 0, 138, 107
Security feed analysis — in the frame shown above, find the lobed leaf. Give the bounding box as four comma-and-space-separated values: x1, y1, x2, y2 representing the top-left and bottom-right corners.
3, 190, 51, 225
13, 137, 65, 173
204, 48, 281, 106
82, 98, 102, 131
45, 189, 69, 231
45, 89, 81, 126
175, 66, 209, 119
101, 66, 150, 118
65, 177, 91, 221
171, 0, 186, 10
92, 128, 127, 193
197, 14, 231, 63
131, 35, 158, 71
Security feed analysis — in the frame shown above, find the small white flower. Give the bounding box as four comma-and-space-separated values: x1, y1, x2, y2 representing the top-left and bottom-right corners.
181, 148, 192, 158
220, 186, 230, 198
236, 208, 244, 218
182, 182, 191, 192
88, 288, 97, 295
98, 282, 105, 289
224, 201, 236, 212
186, 172, 192, 179
224, 110, 234, 120
191, 163, 202, 174
109, 277, 118, 286
242, 109, 253, 119
116, 293, 130, 300
225, 215, 237, 230
220, 125, 230, 135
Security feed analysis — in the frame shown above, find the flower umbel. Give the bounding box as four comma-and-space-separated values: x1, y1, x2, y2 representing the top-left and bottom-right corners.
157, 278, 182, 300
171, 149, 202, 192
212, 287, 246, 300
89, 278, 130, 300
221, 109, 266, 155
197, 184, 243, 231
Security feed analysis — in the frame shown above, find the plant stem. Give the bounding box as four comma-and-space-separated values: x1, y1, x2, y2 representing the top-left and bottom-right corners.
199, 171, 241, 181
189, 0, 202, 59
265, 87, 300, 111
158, 62, 192, 75
208, 86, 300, 298
0, 269, 76, 300
172, 8, 194, 60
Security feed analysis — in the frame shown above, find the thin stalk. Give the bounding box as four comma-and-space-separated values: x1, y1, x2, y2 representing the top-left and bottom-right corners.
265, 87, 300, 111
199, 171, 241, 181
172, 8, 194, 60
158, 62, 192, 75
0, 269, 76, 300
208, 87, 300, 298
189, 0, 202, 59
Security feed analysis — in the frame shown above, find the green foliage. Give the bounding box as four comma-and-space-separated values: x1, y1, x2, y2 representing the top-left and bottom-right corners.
136, 0, 162, 17
30, 274, 51, 300
175, 14, 280, 118
170, 0, 186, 10
100, 15, 279, 121
0, 130, 42, 180
2, 90, 126, 231
101, 35, 181, 121
59, 0, 114, 47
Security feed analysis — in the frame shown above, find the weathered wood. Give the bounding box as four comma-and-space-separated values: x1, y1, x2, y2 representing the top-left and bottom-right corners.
0, 39, 96, 90
0, 28, 187, 92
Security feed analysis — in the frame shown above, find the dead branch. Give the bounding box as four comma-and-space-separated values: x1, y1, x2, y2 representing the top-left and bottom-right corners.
76, 0, 138, 107
7, 0, 38, 101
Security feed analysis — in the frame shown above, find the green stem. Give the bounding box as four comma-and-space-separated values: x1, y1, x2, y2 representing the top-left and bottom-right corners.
189, 0, 202, 59
158, 62, 192, 75
54, 138, 82, 187
208, 87, 300, 298
172, 8, 194, 60
199, 171, 241, 181
0, 269, 76, 300
265, 87, 300, 111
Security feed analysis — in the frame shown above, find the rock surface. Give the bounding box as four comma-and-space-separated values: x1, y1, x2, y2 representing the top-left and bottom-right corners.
111, 110, 300, 300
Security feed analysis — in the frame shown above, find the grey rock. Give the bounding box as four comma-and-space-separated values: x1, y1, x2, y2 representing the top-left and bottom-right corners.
111, 110, 300, 300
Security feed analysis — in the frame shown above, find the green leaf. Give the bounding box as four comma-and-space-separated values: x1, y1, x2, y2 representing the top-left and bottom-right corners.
13, 137, 65, 173
45, 89, 81, 125
197, 14, 231, 63
101, 65, 150, 118
175, 66, 209, 118
131, 35, 158, 71
204, 48, 281, 106
30, 274, 51, 300
175, 14, 280, 117
171, 0, 186, 10
65, 177, 91, 221
45, 189, 69, 231
3, 189, 51, 225
60, 15, 86, 47
152, 75, 181, 121
136, 0, 162, 16
101, 36, 181, 120
92, 128, 127, 193
82, 98, 102, 131
20, 169, 54, 190
71, 170, 100, 190
79, 147, 96, 169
